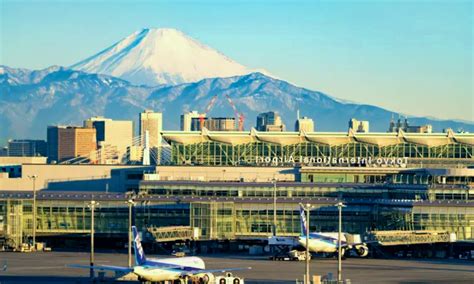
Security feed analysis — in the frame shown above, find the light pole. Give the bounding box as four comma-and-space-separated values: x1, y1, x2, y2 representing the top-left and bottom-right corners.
126, 197, 136, 268
272, 178, 277, 236
27, 175, 38, 250
88, 200, 99, 279
335, 202, 346, 283
300, 203, 314, 284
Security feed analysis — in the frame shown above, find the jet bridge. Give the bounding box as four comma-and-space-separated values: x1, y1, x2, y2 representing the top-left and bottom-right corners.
147, 226, 199, 242
367, 230, 456, 246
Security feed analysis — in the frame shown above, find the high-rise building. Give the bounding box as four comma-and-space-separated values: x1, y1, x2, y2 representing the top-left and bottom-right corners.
7, 140, 47, 157
0, 147, 8, 157
191, 117, 236, 131
181, 111, 205, 131
139, 110, 163, 147
295, 117, 314, 132
388, 117, 432, 133
349, 118, 370, 133
256, 111, 286, 132
47, 126, 97, 163
84, 116, 133, 162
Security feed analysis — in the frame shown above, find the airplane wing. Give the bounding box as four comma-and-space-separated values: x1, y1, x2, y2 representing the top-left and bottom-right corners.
182, 266, 251, 276
67, 264, 133, 273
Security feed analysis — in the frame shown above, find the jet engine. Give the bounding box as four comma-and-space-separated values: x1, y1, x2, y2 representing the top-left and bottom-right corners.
192, 273, 215, 284
355, 244, 369, 257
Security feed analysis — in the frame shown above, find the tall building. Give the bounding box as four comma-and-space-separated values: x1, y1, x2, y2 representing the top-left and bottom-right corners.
181, 111, 205, 131
84, 116, 133, 162
139, 110, 163, 148
7, 140, 47, 157
295, 117, 314, 132
191, 117, 236, 131
256, 111, 285, 132
388, 117, 432, 133
349, 118, 370, 133
47, 126, 97, 163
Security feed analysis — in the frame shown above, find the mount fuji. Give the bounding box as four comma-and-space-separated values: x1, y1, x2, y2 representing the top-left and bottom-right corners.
71, 28, 263, 86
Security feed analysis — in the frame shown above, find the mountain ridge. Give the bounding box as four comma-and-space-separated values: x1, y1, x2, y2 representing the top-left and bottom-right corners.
0, 66, 471, 144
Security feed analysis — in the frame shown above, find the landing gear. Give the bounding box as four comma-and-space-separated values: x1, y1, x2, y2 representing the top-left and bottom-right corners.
336, 248, 347, 260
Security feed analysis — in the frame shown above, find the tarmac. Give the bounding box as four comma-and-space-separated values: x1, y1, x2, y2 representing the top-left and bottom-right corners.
0, 251, 473, 284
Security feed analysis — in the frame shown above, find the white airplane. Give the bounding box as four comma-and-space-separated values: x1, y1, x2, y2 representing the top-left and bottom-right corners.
298, 204, 369, 257
70, 226, 250, 283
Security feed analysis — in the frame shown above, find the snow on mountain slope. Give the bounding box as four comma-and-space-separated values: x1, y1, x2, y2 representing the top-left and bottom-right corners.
71, 28, 261, 86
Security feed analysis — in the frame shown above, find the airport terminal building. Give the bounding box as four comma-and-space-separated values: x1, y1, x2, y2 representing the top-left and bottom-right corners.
0, 130, 473, 250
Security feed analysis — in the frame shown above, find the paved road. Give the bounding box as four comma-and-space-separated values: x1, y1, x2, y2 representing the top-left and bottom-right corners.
0, 251, 473, 283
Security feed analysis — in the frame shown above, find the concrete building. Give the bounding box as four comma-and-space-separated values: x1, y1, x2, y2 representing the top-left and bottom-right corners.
139, 110, 163, 147
181, 111, 204, 131
0, 147, 7, 157
295, 116, 314, 132
389, 117, 432, 133
349, 118, 370, 133
7, 140, 47, 157
84, 116, 133, 163
256, 111, 285, 132
190, 117, 236, 131
47, 126, 97, 163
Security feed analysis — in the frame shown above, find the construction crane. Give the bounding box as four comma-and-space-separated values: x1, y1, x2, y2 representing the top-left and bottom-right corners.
199, 94, 245, 131
225, 94, 245, 131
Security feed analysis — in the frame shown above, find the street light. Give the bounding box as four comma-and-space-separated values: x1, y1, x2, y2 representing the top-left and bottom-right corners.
299, 203, 314, 284
272, 178, 277, 236
126, 196, 136, 268
87, 200, 99, 279
335, 202, 346, 283
27, 175, 38, 250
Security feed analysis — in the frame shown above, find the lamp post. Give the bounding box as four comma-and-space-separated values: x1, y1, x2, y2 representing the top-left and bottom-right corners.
300, 203, 314, 284
335, 202, 346, 283
27, 175, 38, 250
126, 197, 136, 268
272, 178, 277, 236
88, 200, 99, 279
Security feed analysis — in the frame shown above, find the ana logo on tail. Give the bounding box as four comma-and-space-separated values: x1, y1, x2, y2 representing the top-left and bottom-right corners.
299, 204, 308, 236
132, 226, 146, 265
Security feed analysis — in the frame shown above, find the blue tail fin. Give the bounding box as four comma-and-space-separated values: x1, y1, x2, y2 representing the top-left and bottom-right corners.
132, 226, 146, 266
299, 204, 308, 236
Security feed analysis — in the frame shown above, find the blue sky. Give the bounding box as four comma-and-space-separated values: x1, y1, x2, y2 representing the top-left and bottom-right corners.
1, 0, 472, 121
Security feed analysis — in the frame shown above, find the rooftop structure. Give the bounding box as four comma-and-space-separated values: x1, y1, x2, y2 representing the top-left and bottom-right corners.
161, 129, 473, 166
389, 117, 432, 133
84, 116, 133, 163
139, 110, 163, 148
190, 117, 236, 131
349, 118, 369, 133
47, 126, 97, 163
7, 140, 47, 157
256, 111, 285, 132
181, 111, 204, 131
295, 116, 314, 132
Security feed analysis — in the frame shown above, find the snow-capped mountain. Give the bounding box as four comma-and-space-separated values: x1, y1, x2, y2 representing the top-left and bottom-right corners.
1, 66, 472, 143
70, 28, 262, 86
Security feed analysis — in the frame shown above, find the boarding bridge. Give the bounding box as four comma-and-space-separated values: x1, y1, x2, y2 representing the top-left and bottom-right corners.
147, 226, 199, 242
367, 230, 456, 246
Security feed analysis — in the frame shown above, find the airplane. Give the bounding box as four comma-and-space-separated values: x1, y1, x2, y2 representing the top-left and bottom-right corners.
297, 204, 369, 257
70, 226, 250, 283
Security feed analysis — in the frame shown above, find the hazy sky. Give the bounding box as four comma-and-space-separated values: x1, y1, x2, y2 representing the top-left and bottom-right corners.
1, 0, 472, 121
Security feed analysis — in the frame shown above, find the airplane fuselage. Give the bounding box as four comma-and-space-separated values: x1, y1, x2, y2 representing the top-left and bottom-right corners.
134, 256, 205, 282
298, 232, 347, 254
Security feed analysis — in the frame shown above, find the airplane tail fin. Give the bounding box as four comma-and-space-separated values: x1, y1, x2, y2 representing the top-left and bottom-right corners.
299, 204, 308, 236
132, 226, 146, 266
